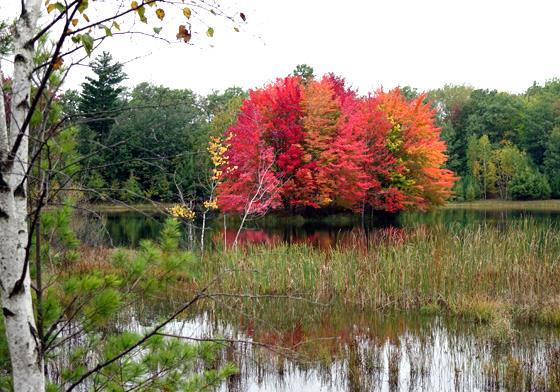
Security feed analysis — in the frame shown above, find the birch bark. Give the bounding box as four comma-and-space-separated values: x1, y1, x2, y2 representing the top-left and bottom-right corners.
0, 1, 45, 390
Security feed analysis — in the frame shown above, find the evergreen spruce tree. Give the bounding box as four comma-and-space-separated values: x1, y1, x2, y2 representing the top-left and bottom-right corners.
78, 52, 127, 192
122, 172, 143, 202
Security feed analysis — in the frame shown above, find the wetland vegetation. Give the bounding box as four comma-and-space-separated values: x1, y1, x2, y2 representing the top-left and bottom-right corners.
22, 204, 560, 391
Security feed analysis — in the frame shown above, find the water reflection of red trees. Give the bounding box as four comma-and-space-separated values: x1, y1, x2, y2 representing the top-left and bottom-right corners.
240, 317, 328, 354
234, 308, 416, 359
214, 226, 410, 250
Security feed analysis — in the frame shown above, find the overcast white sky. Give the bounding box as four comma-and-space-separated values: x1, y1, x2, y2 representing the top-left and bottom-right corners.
2, 0, 560, 95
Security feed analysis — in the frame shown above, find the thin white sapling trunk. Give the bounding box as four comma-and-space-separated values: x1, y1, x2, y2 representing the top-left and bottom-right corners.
0, 0, 45, 390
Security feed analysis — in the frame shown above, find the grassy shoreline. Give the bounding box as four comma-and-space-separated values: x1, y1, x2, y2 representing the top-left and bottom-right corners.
210, 220, 560, 332
444, 199, 560, 211
86, 199, 560, 215
74, 218, 560, 330
87, 203, 175, 213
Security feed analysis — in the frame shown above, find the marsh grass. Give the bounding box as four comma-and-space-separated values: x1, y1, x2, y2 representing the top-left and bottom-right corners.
75, 218, 560, 327
198, 219, 560, 326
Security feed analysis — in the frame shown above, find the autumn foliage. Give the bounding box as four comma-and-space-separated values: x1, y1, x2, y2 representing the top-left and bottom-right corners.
217, 75, 456, 214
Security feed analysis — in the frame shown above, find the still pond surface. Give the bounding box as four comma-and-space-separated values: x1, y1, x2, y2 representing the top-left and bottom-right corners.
77, 207, 560, 391
80, 207, 560, 249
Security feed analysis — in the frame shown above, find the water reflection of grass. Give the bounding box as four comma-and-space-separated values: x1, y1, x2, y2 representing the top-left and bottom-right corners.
161, 301, 560, 391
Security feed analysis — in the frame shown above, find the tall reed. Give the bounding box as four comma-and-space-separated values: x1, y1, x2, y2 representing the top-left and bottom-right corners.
198, 219, 560, 320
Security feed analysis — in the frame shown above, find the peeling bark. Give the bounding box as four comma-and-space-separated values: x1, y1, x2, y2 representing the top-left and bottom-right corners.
0, 0, 45, 391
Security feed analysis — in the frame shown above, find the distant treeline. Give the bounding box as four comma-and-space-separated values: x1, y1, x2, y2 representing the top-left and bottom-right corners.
424, 83, 560, 201
65, 54, 560, 204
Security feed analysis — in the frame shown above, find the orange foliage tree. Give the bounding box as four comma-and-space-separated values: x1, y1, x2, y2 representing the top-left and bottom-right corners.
217, 76, 456, 214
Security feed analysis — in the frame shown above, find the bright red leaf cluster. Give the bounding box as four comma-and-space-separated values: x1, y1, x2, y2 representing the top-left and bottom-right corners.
217, 75, 456, 214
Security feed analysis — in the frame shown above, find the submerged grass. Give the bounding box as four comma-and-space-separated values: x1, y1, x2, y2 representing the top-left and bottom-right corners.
197, 219, 560, 325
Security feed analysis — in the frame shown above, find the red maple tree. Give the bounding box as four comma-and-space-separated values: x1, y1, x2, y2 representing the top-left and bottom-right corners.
216, 77, 456, 214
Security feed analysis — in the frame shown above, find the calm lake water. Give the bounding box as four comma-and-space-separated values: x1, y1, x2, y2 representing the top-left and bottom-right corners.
121, 300, 558, 392
72, 206, 560, 391
78, 207, 560, 249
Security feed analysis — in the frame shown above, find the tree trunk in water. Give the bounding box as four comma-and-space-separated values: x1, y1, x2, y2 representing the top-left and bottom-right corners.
0, 1, 45, 390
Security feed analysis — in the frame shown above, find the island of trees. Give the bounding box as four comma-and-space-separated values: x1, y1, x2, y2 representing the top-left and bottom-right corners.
57, 55, 560, 214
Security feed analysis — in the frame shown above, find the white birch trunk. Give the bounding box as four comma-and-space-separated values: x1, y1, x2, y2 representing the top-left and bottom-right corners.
0, 1, 45, 391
